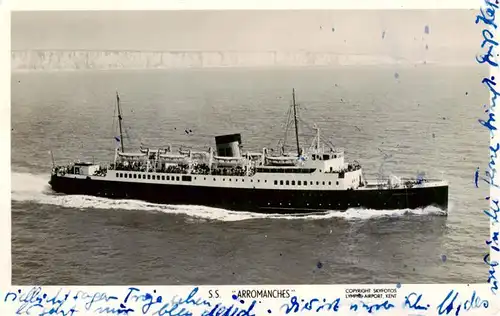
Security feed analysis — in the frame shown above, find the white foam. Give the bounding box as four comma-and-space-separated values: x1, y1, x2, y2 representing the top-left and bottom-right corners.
11, 172, 447, 222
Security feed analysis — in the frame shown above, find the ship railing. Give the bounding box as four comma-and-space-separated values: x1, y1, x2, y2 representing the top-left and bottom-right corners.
366, 177, 447, 189
306, 147, 344, 155
113, 161, 255, 177
324, 163, 362, 174
114, 163, 193, 175
115, 164, 149, 172
93, 168, 108, 177
210, 166, 247, 176
52, 164, 78, 176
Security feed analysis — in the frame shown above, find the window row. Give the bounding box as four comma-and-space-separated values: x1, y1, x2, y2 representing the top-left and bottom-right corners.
274, 180, 340, 186
116, 172, 192, 182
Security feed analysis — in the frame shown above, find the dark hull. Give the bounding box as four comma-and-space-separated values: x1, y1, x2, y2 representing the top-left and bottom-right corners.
49, 175, 448, 214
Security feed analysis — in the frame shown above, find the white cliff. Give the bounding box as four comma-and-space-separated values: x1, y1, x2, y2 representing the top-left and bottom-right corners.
11, 50, 431, 71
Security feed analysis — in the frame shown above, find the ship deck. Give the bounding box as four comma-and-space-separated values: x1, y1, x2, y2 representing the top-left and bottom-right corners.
361, 179, 448, 190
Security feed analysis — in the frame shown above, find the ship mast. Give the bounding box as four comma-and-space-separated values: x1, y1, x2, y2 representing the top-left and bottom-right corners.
116, 91, 125, 153
317, 126, 320, 151
292, 88, 300, 156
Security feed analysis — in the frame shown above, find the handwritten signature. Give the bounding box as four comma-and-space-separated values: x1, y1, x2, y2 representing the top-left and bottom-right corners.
4, 287, 77, 316
436, 290, 489, 315
3, 286, 259, 316
278, 289, 488, 315
2, 286, 493, 316
475, 0, 500, 296
280, 295, 341, 314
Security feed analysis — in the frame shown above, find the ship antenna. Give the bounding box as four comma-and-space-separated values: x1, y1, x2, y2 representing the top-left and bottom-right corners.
292, 88, 300, 156
116, 91, 125, 153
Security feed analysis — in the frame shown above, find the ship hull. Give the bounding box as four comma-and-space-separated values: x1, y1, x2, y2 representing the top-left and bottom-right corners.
49, 175, 448, 214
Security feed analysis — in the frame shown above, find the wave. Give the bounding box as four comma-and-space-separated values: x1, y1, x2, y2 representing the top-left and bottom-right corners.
11, 172, 447, 222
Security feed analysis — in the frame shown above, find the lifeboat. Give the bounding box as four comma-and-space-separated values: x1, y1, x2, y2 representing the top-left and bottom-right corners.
117, 152, 147, 158
140, 147, 170, 154
213, 156, 245, 167
191, 151, 209, 160
159, 153, 190, 164
265, 156, 297, 166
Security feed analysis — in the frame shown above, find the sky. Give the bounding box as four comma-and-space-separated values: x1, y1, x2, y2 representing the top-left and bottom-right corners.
11, 10, 481, 64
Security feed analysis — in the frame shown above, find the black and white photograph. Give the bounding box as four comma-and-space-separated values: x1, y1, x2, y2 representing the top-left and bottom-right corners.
11, 9, 488, 285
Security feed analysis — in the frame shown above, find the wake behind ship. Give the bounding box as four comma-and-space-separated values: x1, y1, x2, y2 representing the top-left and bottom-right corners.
49, 90, 448, 215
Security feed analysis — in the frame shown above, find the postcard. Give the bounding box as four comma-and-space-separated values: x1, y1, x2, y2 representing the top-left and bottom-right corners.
2, 0, 499, 315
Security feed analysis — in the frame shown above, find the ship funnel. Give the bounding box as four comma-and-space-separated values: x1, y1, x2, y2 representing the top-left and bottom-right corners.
215, 133, 242, 157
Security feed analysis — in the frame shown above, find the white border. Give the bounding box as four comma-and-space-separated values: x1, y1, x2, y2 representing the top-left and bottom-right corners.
1, 0, 11, 288
5, 0, 481, 11
3, 1, 499, 316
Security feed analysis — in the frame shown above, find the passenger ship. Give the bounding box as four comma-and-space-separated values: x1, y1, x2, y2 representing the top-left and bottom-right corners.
49, 90, 448, 214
